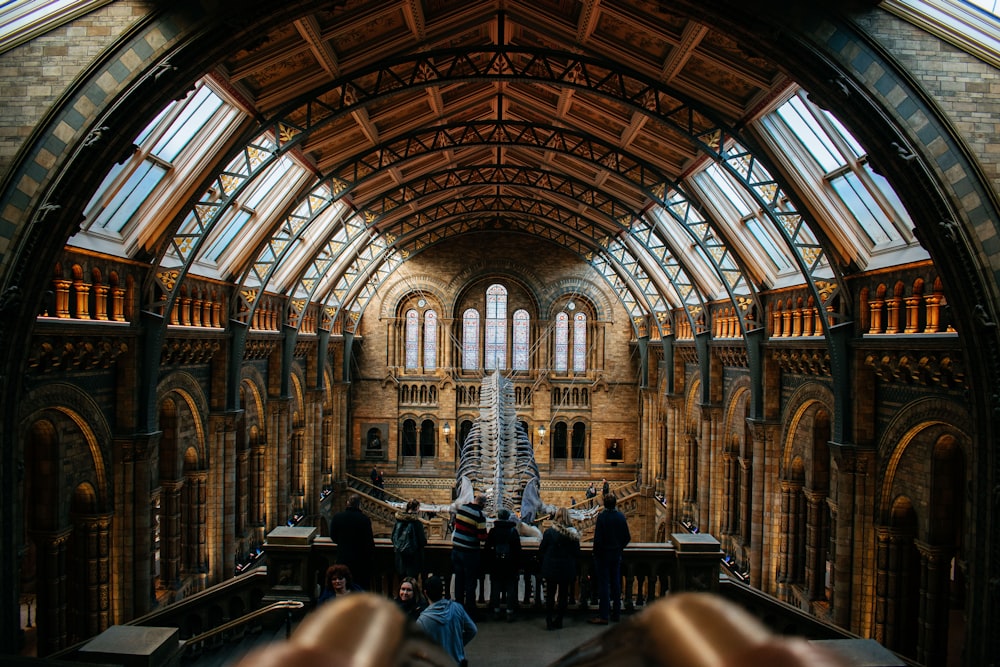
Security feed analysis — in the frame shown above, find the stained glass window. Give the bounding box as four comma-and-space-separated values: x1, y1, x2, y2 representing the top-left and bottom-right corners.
462, 308, 480, 371
485, 284, 507, 370
405, 309, 419, 369
423, 310, 437, 371
554, 312, 569, 372
513, 309, 529, 371
573, 312, 587, 372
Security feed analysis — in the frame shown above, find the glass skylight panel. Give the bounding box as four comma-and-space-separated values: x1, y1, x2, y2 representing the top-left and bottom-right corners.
776, 97, 842, 172
705, 164, 753, 216
745, 216, 793, 270
205, 208, 252, 261
829, 170, 897, 245
150, 86, 223, 162
91, 161, 167, 233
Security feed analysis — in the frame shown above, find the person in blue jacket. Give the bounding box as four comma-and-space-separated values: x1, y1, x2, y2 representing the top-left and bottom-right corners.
416, 574, 477, 667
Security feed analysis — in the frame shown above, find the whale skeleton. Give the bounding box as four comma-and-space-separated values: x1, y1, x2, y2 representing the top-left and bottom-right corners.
453, 371, 545, 524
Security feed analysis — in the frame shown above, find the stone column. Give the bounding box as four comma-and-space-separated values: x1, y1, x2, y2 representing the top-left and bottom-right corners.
32, 528, 71, 655
160, 479, 183, 588
804, 488, 827, 600
75, 513, 112, 637
915, 541, 953, 666
739, 456, 752, 545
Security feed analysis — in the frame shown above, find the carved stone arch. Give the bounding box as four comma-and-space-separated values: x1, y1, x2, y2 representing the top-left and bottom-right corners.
876, 397, 971, 529
240, 365, 267, 434
447, 258, 545, 311
723, 377, 752, 455
19, 383, 114, 519
779, 381, 834, 479
289, 360, 306, 426
683, 375, 701, 434
156, 371, 209, 471
378, 273, 450, 318
542, 276, 615, 322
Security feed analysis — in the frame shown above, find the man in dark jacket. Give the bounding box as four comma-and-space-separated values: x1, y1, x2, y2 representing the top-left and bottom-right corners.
329, 493, 375, 589
589, 493, 631, 624
485, 507, 523, 621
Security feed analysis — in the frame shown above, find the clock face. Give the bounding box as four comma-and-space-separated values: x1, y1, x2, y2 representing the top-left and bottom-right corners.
417, 298, 426, 307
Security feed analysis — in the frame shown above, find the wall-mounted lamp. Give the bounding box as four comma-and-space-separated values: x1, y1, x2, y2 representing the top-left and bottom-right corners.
537, 424, 546, 446
443, 422, 451, 445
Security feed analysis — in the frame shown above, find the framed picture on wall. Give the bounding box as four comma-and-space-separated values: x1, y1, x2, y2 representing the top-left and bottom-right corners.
362, 423, 388, 459
606, 438, 623, 460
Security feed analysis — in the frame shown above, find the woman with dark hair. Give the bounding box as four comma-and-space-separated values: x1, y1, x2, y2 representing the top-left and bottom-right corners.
317, 563, 362, 604
392, 498, 428, 579
394, 576, 427, 620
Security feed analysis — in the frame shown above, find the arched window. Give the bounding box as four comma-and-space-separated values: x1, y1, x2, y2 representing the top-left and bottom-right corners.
405, 309, 419, 370
402, 419, 417, 456
554, 312, 569, 372
462, 308, 480, 370
552, 421, 568, 459
571, 422, 587, 459
420, 419, 436, 457
573, 312, 587, 372
423, 310, 438, 370
485, 284, 507, 370
513, 309, 530, 371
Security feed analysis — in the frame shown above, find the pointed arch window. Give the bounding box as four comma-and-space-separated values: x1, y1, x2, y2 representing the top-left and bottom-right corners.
485, 284, 507, 370
513, 309, 530, 371
554, 312, 569, 372
405, 309, 420, 370
573, 312, 587, 372
423, 310, 438, 371
462, 309, 480, 371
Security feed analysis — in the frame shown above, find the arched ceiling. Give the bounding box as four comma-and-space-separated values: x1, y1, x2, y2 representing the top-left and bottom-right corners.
92, 0, 898, 339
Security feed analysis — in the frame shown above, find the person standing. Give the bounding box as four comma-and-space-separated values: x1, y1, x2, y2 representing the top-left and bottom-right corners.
539, 506, 581, 630
588, 493, 631, 625
601, 478, 610, 497
329, 493, 376, 590
417, 575, 478, 667
585, 482, 597, 500
485, 507, 522, 621
392, 498, 427, 580
370, 465, 385, 499
451, 492, 487, 620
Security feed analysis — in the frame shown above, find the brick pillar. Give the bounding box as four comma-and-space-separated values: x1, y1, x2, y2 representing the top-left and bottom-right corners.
32, 528, 71, 656
160, 479, 183, 587
915, 541, 953, 666
76, 513, 112, 637
804, 488, 827, 600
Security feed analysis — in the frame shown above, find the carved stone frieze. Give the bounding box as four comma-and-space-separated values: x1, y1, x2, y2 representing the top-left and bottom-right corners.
676, 345, 698, 364
771, 348, 830, 376
864, 351, 964, 388
162, 338, 221, 366
716, 345, 748, 368
244, 338, 278, 361
294, 340, 313, 359
28, 336, 128, 373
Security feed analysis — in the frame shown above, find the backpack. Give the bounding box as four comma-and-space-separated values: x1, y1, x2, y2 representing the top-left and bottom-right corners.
495, 529, 513, 560
396, 521, 418, 556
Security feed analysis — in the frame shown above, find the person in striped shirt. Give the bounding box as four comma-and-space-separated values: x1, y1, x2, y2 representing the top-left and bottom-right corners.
451, 492, 488, 620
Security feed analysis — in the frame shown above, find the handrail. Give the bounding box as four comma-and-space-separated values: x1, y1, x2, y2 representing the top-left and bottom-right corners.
345, 472, 410, 504
180, 599, 305, 653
